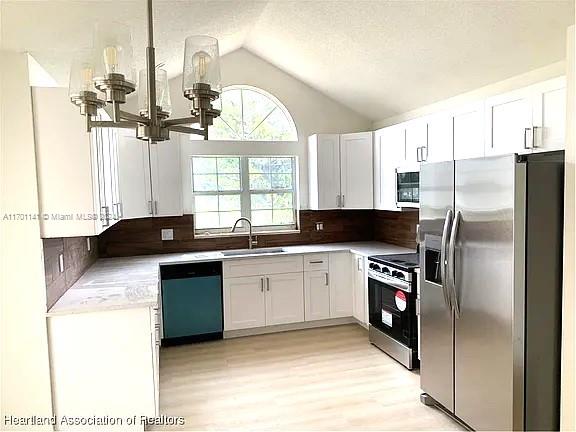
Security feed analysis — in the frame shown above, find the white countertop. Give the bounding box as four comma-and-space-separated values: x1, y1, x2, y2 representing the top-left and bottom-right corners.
47, 241, 414, 316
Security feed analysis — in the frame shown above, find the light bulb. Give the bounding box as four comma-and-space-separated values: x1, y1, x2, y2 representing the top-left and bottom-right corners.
192, 50, 211, 83
103, 46, 118, 74
81, 67, 93, 91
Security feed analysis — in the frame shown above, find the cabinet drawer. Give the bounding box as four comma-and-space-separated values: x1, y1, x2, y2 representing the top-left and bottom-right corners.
223, 255, 304, 278
303, 253, 329, 271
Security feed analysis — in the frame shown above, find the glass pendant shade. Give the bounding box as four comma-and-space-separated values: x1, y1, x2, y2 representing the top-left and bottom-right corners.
93, 22, 136, 84
182, 35, 221, 93
138, 68, 172, 114
69, 49, 99, 97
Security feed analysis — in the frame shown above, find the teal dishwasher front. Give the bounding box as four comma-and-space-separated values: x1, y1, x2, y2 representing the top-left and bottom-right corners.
160, 261, 223, 345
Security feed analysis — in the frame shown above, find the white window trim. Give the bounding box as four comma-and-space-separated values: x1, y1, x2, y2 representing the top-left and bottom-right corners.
192, 156, 300, 237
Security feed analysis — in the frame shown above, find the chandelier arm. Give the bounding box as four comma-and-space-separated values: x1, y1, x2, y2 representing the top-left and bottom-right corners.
90, 120, 139, 130
168, 125, 207, 136
162, 116, 201, 127
120, 110, 151, 124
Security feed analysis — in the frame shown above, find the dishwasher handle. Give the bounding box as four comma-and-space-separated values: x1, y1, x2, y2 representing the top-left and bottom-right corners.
160, 261, 222, 280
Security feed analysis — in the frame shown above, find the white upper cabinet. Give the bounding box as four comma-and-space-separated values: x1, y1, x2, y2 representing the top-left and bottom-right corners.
424, 112, 454, 163
149, 136, 183, 217
485, 77, 566, 156
308, 134, 341, 210
32, 87, 119, 237
374, 125, 404, 211
452, 101, 486, 160
403, 119, 426, 165
308, 132, 373, 210
339, 132, 373, 209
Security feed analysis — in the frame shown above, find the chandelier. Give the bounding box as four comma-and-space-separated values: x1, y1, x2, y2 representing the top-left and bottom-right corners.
68, 0, 221, 142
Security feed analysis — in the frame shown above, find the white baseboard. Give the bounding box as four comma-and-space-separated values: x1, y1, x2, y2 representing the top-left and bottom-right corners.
223, 316, 365, 339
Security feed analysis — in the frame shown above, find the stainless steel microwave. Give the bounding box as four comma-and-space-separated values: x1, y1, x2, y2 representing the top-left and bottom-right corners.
396, 166, 420, 208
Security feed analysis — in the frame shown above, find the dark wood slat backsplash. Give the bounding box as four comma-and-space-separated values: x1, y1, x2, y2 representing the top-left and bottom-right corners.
97, 210, 419, 258
43, 236, 98, 309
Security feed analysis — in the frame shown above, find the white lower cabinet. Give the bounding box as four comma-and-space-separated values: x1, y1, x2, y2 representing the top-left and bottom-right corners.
352, 254, 368, 325
265, 273, 305, 325
224, 276, 267, 330
304, 270, 331, 321
328, 252, 353, 317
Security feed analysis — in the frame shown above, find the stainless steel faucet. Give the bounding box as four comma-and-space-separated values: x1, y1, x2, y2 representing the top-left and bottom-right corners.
231, 217, 257, 249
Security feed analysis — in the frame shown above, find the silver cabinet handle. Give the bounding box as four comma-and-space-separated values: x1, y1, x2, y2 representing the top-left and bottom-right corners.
154, 200, 159, 215
532, 126, 539, 148
260, 277, 264, 292
325, 272, 329, 286
148, 200, 153, 215
523, 127, 533, 149
101, 206, 109, 227
357, 257, 362, 271
416, 147, 421, 162
309, 260, 324, 264
440, 209, 453, 311
266, 277, 270, 291
336, 195, 341, 208
421, 146, 427, 162
341, 195, 345, 208
117, 202, 123, 219
448, 210, 462, 318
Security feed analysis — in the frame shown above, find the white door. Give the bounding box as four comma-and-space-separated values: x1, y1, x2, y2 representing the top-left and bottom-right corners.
425, 112, 453, 163
339, 132, 373, 209
150, 136, 183, 217
304, 271, 330, 321
485, 88, 533, 156
374, 125, 404, 211
404, 119, 427, 164
223, 276, 266, 330
532, 77, 566, 152
265, 272, 305, 325
452, 102, 485, 160
308, 134, 341, 210
352, 254, 367, 324
118, 135, 153, 219
328, 252, 353, 318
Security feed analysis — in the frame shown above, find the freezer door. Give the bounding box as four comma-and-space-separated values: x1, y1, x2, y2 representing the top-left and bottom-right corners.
452, 155, 520, 431
419, 161, 454, 411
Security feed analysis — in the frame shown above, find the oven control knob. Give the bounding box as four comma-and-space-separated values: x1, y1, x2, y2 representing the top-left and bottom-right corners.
382, 267, 390, 274
369, 263, 377, 270
393, 271, 405, 279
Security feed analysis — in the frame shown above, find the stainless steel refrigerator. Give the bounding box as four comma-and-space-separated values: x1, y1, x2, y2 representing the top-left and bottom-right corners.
418, 152, 564, 431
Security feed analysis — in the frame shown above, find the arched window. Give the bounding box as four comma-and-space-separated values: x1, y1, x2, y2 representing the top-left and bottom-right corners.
210, 85, 298, 141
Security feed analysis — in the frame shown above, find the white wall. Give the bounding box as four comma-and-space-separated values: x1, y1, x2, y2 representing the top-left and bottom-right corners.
373, 61, 566, 129
561, 25, 575, 432
0, 51, 53, 430
126, 48, 372, 211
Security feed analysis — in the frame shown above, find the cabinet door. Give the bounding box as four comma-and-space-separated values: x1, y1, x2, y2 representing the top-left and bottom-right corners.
304, 271, 330, 321
425, 112, 453, 163
404, 119, 427, 164
352, 254, 367, 324
329, 252, 353, 318
150, 136, 183, 217
374, 126, 404, 211
118, 135, 153, 219
223, 276, 266, 330
308, 134, 341, 210
532, 77, 566, 152
485, 89, 533, 156
340, 132, 373, 209
265, 272, 304, 326
453, 102, 485, 160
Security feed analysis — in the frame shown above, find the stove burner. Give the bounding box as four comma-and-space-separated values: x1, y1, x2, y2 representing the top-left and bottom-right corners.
369, 253, 419, 271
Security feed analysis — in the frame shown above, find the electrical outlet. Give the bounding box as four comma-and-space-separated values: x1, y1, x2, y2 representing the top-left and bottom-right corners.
58, 253, 64, 273
86, 237, 91, 252
161, 228, 174, 241
315, 222, 324, 231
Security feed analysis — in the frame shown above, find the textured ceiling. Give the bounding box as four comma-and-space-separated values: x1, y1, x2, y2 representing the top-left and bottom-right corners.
1, 0, 574, 120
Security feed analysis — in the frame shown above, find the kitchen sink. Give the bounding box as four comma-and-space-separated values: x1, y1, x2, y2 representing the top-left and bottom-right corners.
222, 247, 285, 257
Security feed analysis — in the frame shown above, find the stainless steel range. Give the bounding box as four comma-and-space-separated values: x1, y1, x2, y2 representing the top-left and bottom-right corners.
367, 253, 419, 370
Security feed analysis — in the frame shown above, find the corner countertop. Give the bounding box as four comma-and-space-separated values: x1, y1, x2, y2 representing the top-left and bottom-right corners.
46, 241, 414, 317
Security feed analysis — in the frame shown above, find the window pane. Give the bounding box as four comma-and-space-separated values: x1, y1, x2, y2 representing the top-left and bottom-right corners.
249, 173, 271, 190
219, 211, 242, 228
273, 209, 294, 225
271, 173, 292, 189
251, 193, 272, 210
193, 174, 218, 192
272, 192, 293, 209
211, 89, 243, 140
252, 210, 273, 226
270, 157, 292, 173
249, 157, 270, 174
195, 212, 220, 229
219, 195, 241, 211
250, 107, 297, 141
218, 174, 241, 191
192, 157, 217, 174
217, 157, 240, 174
195, 195, 218, 212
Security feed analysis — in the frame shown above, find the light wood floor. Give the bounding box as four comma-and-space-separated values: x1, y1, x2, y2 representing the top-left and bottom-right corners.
154, 324, 463, 431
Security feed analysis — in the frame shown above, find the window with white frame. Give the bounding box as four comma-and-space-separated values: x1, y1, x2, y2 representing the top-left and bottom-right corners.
192, 156, 298, 235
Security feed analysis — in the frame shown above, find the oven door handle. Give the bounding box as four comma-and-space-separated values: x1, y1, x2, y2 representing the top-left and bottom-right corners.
440, 209, 453, 311
368, 271, 411, 292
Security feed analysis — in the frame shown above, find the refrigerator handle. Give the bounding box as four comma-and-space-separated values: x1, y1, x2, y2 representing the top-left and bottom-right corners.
448, 210, 462, 318
440, 209, 453, 310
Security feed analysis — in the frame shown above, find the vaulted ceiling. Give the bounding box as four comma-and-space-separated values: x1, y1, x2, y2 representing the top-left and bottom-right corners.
1, 0, 573, 121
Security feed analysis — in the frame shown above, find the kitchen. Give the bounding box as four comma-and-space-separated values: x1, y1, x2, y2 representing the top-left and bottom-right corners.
1, 1, 575, 431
